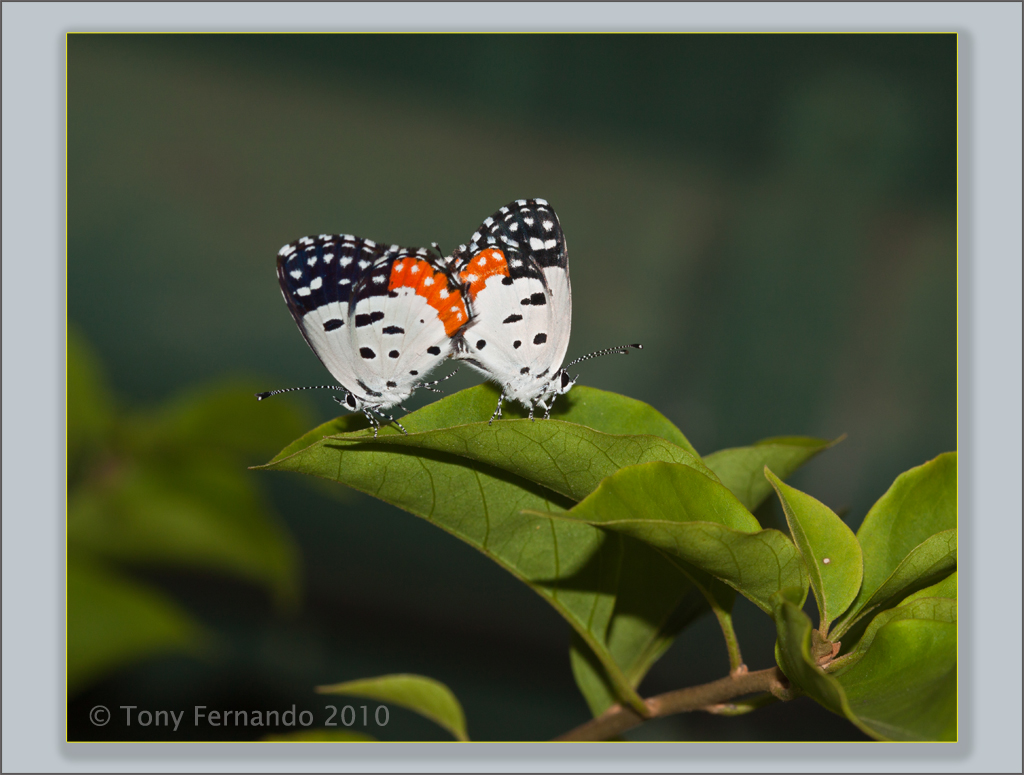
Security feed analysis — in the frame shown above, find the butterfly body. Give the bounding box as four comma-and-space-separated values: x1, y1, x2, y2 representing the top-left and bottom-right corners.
273, 234, 468, 429
265, 198, 638, 430
448, 199, 577, 418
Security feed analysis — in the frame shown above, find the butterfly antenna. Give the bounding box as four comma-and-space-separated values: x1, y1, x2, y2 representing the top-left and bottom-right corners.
565, 343, 642, 369
255, 385, 344, 401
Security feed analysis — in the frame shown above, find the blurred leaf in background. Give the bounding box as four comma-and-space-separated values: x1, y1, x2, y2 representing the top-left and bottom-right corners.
67, 327, 308, 694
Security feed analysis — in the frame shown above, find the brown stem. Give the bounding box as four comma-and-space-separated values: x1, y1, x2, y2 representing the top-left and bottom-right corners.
554, 666, 789, 741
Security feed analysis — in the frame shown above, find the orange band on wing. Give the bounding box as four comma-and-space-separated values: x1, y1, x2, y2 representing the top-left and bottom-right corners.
458, 248, 509, 300
388, 258, 468, 337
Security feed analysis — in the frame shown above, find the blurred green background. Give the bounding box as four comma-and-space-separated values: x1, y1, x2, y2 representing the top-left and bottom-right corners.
67, 33, 955, 741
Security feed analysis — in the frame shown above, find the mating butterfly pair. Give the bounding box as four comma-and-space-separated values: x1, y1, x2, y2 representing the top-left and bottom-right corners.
258, 198, 640, 435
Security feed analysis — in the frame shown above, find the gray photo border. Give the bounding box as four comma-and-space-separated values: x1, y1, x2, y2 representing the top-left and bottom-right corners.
2, 2, 1020, 772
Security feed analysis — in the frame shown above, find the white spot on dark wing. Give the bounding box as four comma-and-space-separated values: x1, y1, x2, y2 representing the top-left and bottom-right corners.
523, 217, 534, 226
296, 287, 311, 296
390, 244, 399, 252
310, 277, 323, 290
340, 257, 352, 267
516, 199, 527, 205
372, 274, 387, 284
361, 245, 374, 253
530, 237, 545, 250
417, 248, 428, 256
279, 244, 297, 257
542, 220, 554, 231
544, 239, 558, 249
319, 233, 331, 239
323, 253, 334, 263
365, 239, 376, 247
535, 198, 548, 205
299, 236, 314, 245
339, 278, 351, 285
509, 222, 519, 231
307, 256, 318, 266
483, 217, 494, 227
500, 235, 509, 244
487, 236, 496, 244
500, 206, 510, 214
472, 232, 481, 242
510, 258, 522, 267
289, 270, 302, 279
358, 259, 371, 269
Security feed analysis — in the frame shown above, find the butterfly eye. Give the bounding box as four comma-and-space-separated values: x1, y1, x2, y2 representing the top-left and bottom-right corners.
560, 371, 573, 389
346, 393, 358, 409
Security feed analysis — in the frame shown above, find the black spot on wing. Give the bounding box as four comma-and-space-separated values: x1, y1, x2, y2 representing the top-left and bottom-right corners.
427, 346, 441, 355
520, 366, 530, 374
355, 311, 385, 327
476, 340, 487, 349
513, 340, 522, 349
521, 292, 547, 306
533, 333, 547, 345
382, 325, 405, 335
503, 314, 523, 324
323, 318, 344, 332
389, 350, 400, 358
359, 347, 376, 359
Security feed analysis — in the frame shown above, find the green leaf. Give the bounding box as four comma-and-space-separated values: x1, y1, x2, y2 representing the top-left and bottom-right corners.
67, 327, 115, 472
540, 462, 808, 614
901, 570, 957, 604
772, 593, 851, 719
832, 529, 956, 644
263, 729, 375, 742
836, 452, 956, 635
317, 674, 468, 741
829, 596, 956, 674
260, 386, 703, 715
773, 593, 956, 741
67, 556, 207, 695
835, 618, 957, 741
326, 419, 714, 504
704, 436, 840, 511
268, 383, 697, 463
765, 467, 862, 636
569, 555, 706, 716
69, 460, 301, 607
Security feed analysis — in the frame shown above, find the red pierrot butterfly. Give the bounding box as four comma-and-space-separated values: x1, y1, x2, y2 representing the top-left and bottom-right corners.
257, 234, 467, 435
447, 198, 641, 422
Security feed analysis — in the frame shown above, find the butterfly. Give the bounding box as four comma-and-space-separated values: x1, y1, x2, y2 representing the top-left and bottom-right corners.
257, 234, 467, 435
447, 198, 641, 422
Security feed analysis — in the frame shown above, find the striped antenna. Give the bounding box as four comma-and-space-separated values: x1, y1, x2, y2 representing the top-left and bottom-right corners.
565, 343, 642, 369
255, 385, 344, 401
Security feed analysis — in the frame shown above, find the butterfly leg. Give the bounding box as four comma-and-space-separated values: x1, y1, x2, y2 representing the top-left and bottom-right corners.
361, 408, 381, 438
488, 390, 506, 426
542, 395, 555, 420
368, 406, 408, 435
415, 367, 460, 395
